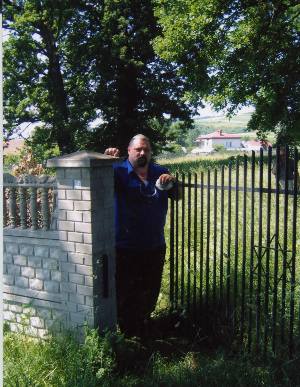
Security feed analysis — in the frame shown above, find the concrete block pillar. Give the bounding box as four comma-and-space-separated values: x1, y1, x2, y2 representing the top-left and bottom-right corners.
47, 151, 117, 332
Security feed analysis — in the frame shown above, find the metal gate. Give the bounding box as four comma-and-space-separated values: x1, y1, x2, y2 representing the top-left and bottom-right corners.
168, 147, 299, 357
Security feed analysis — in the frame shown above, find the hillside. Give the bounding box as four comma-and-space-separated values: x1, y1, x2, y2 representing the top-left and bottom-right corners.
194, 112, 252, 134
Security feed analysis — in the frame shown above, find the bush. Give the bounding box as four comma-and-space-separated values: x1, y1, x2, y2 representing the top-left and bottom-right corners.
213, 144, 226, 152
10, 149, 46, 176
3, 153, 22, 173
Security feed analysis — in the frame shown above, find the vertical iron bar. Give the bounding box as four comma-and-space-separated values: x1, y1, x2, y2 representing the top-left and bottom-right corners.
169, 193, 175, 309
193, 173, 198, 318
281, 145, 289, 344
220, 166, 225, 303
205, 170, 210, 307
241, 155, 247, 343
181, 173, 185, 307
272, 147, 280, 353
187, 172, 192, 312
213, 169, 217, 305
248, 151, 255, 352
226, 164, 232, 318
289, 148, 298, 357
200, 172, 204, 310
256, 147, 263, 351
264, 146, 272, 356
233, 158, 239, 331
175, 173, 179, 309
206, 170, 211, 308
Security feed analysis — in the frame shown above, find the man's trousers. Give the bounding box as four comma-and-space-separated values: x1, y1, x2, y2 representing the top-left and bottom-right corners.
115, 245, 166, 336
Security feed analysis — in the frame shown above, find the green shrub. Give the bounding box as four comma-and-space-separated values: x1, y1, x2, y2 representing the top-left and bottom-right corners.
3, 153, 22, 173
213, 143, 226, 152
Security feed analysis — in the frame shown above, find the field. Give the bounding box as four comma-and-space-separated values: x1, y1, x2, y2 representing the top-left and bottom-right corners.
194, 112, 253, 134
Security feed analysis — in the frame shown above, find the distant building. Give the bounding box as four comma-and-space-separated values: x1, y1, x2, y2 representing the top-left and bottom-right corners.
192, 130, 271, 154
195, 130, 242, 153
241, 140, 271, 151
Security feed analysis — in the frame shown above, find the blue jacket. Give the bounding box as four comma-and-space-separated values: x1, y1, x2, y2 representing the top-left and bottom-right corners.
113, 159, 171, 249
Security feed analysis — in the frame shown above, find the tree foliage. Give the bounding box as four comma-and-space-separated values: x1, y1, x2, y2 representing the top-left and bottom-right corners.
3, 1, 91, 153
154, 0, 300, 142
3, 0, 197, 156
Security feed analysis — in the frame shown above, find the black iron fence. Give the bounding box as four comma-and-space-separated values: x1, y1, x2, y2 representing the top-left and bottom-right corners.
168, 147, 299, 357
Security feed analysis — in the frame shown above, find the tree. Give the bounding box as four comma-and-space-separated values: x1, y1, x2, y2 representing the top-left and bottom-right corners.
3, 0, 198, 156
154, 0, 300, 142
3, 0, 95, 154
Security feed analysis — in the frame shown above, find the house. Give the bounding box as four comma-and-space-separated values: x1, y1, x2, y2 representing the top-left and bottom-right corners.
241, 140, 271, 151
195, 130, 242, 153
192, 130, 271, 154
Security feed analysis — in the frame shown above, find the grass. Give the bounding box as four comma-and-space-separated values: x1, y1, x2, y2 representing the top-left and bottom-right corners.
4, 327, 116, 386
158, 152, 248, 174
4, 324, 300, 387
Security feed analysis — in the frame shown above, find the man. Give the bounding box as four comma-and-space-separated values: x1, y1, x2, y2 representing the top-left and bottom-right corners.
105, 134, 179, 336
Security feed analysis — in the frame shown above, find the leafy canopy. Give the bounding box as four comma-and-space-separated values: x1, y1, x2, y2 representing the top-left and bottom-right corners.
154, 0, 300, 142
3, 1, 94, 153
3, 0, 198, 157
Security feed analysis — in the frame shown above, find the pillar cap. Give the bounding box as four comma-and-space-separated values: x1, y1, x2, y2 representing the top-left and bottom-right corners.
47, 151, 122, 168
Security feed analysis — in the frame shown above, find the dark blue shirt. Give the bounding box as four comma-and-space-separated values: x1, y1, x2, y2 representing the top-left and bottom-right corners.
113, 159, 171, 249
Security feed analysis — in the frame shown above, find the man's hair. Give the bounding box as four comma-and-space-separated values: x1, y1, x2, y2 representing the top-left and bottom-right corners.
128, 134, 151, 148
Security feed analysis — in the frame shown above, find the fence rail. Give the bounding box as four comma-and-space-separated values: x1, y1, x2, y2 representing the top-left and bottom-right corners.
3, 173, 57, 230
168, 147, 299, 357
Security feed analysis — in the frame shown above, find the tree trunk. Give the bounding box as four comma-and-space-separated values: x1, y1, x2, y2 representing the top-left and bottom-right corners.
37, 22, 73, 154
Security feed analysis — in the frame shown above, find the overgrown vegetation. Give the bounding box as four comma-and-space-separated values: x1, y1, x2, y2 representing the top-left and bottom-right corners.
4, 328, 115, 386
4, 324, 300, 386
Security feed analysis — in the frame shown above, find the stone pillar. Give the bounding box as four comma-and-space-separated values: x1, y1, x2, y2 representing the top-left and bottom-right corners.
47, 151, 117, 332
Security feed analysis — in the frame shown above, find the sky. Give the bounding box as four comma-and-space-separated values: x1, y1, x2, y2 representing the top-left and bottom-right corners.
195, 104, 254, 119
11, 104, 255, 140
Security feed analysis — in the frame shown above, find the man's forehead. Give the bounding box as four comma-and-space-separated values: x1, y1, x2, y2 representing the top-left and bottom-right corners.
130, 139, 151, 149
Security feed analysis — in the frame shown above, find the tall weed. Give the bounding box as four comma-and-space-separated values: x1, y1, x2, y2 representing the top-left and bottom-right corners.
4, 327, 116, 387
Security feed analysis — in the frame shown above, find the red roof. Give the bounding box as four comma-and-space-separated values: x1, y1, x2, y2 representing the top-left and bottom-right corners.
196, 130, 242, 141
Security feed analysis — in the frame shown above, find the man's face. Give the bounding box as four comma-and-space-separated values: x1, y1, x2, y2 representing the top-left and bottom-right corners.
128, 139, 151, 168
